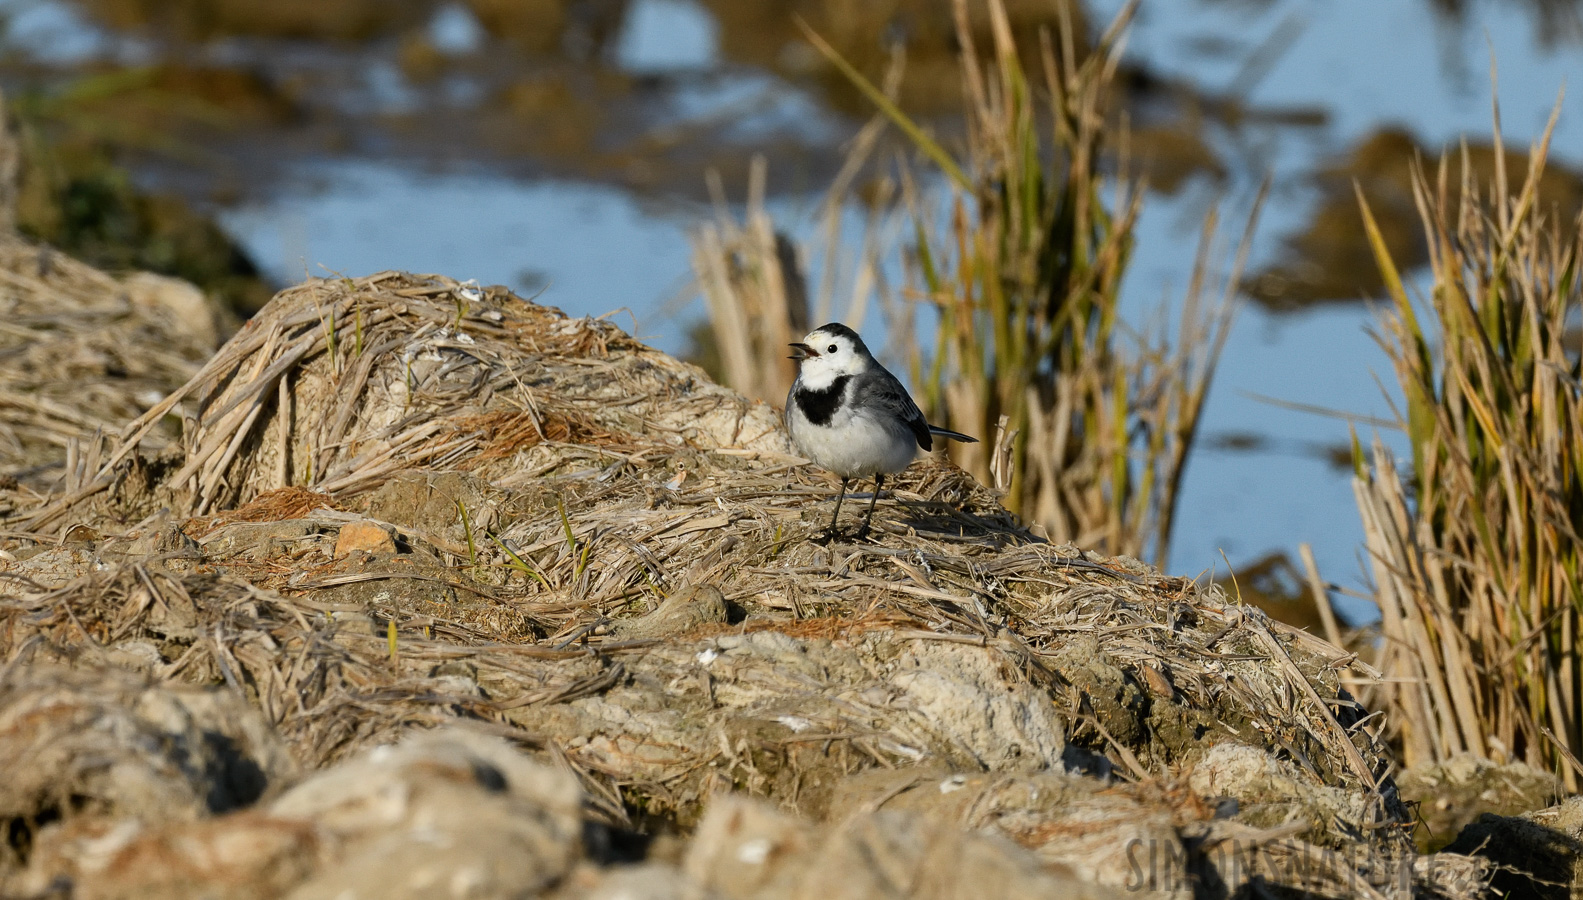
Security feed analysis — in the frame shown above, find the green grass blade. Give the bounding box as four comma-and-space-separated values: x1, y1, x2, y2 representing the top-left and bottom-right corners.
795, 18, 971, 191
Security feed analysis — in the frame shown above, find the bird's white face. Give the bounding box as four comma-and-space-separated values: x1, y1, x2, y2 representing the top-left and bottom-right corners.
790, 328, 867, 389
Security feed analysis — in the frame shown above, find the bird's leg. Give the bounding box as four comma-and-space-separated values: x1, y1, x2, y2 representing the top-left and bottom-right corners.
823, 477, 849, 537
856, 474, 884, 538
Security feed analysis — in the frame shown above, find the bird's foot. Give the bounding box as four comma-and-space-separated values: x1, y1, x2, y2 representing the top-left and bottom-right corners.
853, 518, 884, 541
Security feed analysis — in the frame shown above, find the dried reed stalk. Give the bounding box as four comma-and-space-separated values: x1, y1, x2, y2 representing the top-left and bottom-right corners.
690, 157, 808, 404
1353, 101, 1583, 787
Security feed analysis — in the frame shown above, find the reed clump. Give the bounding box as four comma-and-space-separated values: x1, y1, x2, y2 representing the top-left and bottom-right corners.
884, 0, 1256, 563
1353, 106, 1583, 788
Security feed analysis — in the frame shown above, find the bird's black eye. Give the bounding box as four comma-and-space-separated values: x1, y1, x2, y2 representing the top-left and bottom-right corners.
827, 344, 838, 354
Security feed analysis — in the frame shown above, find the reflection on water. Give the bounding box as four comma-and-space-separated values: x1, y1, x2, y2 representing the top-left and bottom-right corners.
1251, 129, 1583, 309
1092, 0, 1583, 614
2, 0, 1581, 616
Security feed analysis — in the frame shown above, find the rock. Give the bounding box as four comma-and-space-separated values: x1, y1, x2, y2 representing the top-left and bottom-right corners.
684, 794, 1126, 900
615, 584, 729, 639
890, 640, 1067, 773
683, 794, 813, 898
1396, 753, 1560, 850
1186, 742, 1386, 848
0, 665, 295, 829
1, 545, 101, 589
515, 631, 1068, 824
363, 470, 505, 553
12, 729, 582, 900
333, 520, 397, 558
0, 665, 297, 897
824, 769, 1186, 898
1446, 797, 1583, 900
272, 730, 584, 900
553, 863, 713, 900
200, 520, 324, 561
124, 271, 221, 348
18, 813, 319, 900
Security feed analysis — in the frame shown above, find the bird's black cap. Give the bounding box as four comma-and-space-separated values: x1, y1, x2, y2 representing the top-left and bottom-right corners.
814, 322, 863, 344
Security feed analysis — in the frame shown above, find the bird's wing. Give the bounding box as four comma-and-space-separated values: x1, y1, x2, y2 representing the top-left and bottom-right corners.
853, 370, 933, 451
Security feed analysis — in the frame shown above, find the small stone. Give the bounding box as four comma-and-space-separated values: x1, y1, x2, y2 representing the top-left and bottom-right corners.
1137, 663, 1174, 698
61, 523, 100, 544
334, 521, 396, 558
614, 584, 728, 639
123, 271, 220, 348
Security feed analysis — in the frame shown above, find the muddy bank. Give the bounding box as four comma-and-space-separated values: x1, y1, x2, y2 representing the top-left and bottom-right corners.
0, 247, 1505, 898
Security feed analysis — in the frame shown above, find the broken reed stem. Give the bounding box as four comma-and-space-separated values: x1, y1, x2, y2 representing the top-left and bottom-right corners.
1354, 99, 1583, 788
1298, 542, 1346, 652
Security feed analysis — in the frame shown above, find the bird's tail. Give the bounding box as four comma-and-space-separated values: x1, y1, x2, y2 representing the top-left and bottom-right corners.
928, 426, 978, 444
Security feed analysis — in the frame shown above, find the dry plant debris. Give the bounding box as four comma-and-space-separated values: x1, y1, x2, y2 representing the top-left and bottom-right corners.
0, 268, 1493, 898
0, 235, 221, 499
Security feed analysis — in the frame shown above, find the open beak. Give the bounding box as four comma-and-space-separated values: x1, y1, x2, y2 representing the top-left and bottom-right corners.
788, 342, 816, 361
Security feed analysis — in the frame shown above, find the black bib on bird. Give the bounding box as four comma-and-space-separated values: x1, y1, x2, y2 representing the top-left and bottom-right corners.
793, 375, 850, 426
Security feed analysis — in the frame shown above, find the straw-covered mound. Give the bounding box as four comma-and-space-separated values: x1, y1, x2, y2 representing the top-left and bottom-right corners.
0, 235, 221, 499
0, 270, 1492, 898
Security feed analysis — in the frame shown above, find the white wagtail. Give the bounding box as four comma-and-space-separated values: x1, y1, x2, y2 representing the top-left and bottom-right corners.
785, 323, 977, 537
